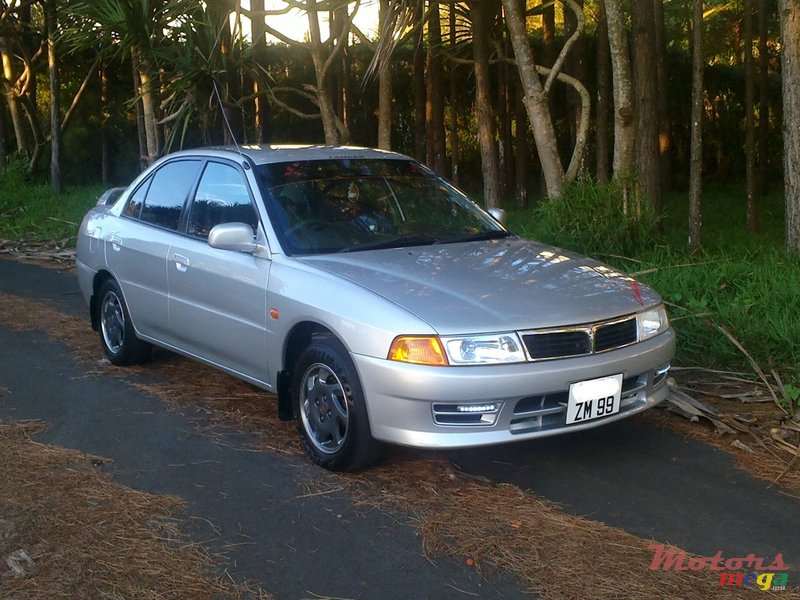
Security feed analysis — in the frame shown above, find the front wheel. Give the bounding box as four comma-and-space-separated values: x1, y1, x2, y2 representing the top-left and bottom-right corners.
97, 279, 151, 366
292, 339, 383, 471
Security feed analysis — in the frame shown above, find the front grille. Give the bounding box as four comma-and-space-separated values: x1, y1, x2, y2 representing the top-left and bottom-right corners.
523, 331, 591, 359
514, 392, 568, 415
520, 315, 639, 361
595, 318, 637, 352
508, 373, 649, 435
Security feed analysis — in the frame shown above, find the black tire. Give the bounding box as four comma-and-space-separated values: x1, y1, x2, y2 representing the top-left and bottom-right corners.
97, 279, 151, 366
292, 338, 383, 471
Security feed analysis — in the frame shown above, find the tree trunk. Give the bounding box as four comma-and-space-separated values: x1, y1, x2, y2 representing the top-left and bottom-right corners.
542, 4, 556, 67
502, 0, 565, 198
412, 2, 426, 161
564, 0, 587, 148
132, 47, 160, 165
377, 0, 392, 150
208, 0, 238, 144
689, 0, 704, 250
426, 1, 446, 173
498, 4, 514, 199
332, 4, 352, 136
745, 0, 759, 231
448, 2, 459, 184
1, 42, 30, 155
542, 2, 557, 127
595, 0, 612, 183
514, 65, 528, 208
757, 0, 770, 194
654, 0, 672, 190
780, 0, 800, 252
377, 57, 392, 151
138, 67, 159, 164
470, 1, 502, 208
603, 0, 635, 182
307, 0, 342, 145
632, 1, 662, 214
100, 64, 110, 185
47, 0, 62, 193
131, 57, 147, 172
0, 99, 5, 172
251, 0, 268, 143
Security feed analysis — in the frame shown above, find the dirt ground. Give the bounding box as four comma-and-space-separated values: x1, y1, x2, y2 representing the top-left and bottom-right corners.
0, 418, 270, 599
2, 282, 798, 598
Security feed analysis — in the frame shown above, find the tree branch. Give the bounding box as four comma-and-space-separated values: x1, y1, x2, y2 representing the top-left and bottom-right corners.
262, 21, 305, 47
543, 0, 583, 95
442, 48, 474, 66
320, 0, 360, 82
59, 55, 101, 134
537, 65, 591, 182
269, 87, 322, 120
350, 23, 375, 50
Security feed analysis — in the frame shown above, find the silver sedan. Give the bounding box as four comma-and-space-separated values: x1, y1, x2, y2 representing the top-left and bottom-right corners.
76, 146, 675, 470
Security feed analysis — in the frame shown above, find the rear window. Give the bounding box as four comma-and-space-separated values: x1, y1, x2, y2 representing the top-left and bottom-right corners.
135, 160, 201, 230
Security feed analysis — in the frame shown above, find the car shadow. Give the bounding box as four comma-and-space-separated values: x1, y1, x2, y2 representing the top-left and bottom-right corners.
443, 416, 799, 573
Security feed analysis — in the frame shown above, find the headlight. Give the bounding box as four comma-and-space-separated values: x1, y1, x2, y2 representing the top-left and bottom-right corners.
441, 333, 526, 365
637, 305, 669, 341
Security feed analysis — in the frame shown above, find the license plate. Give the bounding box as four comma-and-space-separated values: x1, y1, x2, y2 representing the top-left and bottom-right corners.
566, 374, 623, 425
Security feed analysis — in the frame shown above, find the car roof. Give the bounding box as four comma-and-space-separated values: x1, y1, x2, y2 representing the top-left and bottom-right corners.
165, 145, 413, 165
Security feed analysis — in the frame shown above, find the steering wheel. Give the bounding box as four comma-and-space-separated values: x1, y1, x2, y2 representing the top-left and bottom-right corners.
285, 219, 328, 238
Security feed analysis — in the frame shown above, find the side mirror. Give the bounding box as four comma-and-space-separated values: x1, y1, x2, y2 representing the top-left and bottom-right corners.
208, 222, 258, 253
96, 187, 126, 207
488, 207, 506, 225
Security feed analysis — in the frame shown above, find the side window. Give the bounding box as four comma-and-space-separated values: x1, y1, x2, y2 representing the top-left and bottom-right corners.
139, 160, 201, 230
188, 162, 258, 239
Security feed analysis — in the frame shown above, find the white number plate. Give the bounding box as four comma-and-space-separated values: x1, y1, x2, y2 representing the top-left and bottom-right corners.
566, 374, 623, 425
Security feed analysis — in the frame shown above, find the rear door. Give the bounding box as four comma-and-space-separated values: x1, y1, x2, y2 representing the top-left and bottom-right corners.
106, 159, 201, 339
166, 160, 271, 383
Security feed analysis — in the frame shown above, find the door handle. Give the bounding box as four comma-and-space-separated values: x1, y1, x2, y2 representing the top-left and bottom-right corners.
108, 234, 122, 252
173, 253, 190, 272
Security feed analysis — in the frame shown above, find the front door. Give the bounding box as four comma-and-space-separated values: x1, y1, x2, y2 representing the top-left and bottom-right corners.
166, 160, 271, 383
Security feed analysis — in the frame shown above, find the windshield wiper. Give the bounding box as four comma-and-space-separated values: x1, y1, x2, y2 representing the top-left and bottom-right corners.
337, 235, 440, 253
441, 230, 512, 244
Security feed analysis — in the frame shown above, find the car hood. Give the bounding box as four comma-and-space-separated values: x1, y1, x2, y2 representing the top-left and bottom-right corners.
299, 238, 662, 334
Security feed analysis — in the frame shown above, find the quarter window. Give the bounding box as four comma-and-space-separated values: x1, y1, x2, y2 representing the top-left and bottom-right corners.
123, 181, 148, 219
139, 160, 201, 230
188, 162, 258, 239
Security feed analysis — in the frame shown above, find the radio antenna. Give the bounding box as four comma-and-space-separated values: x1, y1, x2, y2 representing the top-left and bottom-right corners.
212, 79, 246, 163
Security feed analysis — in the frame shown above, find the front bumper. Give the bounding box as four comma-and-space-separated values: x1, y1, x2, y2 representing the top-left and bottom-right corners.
353, 329, 675, 448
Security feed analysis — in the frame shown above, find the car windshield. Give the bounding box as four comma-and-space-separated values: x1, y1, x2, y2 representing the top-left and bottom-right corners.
255, 158, 507, 255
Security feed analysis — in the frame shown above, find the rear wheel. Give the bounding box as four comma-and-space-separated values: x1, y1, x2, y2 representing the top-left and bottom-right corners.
293, 339, 382, 471
97, 279, 151, 366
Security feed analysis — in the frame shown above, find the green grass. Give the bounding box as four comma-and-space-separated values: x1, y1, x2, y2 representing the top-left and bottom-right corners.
0, 163, 105, 243
508, 182, 800, 404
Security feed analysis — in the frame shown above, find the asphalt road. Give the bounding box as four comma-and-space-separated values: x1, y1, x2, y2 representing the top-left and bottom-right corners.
1, 258, 798, 597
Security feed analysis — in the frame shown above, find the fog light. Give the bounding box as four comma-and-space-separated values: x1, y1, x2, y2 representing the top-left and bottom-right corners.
457, 404, 498, 413
432, 402, 503, 426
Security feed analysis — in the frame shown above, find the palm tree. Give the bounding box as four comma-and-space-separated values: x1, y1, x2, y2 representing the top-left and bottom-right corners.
156, 6, 270, 150
66, 0, 198, 165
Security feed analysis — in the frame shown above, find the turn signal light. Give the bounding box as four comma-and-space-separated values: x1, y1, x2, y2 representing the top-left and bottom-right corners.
388, 336, 448, 366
